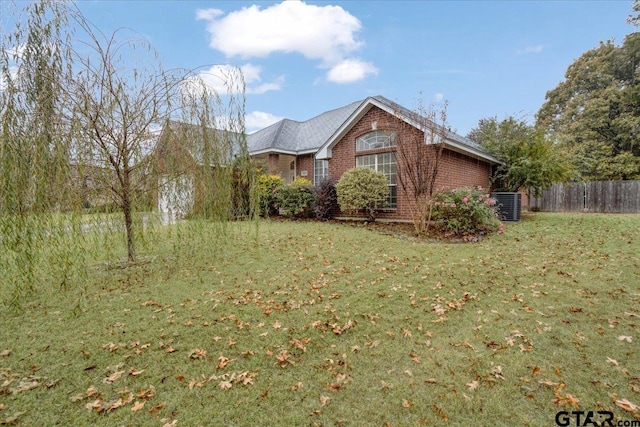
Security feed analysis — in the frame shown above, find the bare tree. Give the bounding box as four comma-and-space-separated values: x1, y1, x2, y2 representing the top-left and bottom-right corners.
68, 22, 176, 262
387, 96, 449, 235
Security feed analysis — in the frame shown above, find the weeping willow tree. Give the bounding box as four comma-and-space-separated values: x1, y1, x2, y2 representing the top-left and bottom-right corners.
0, 0, 87, 307
67, 20, 178, 263
173, 66, 257, 221
1, 0, 257, 308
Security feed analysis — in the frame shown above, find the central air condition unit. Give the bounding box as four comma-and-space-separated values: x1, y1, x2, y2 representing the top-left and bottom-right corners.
491, 192, 522, 221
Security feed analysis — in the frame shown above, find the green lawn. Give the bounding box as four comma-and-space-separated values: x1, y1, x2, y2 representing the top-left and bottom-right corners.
1, 213, 639, 426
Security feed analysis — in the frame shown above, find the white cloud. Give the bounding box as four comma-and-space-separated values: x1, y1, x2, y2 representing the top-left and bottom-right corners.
245, 111, 284, 132
196, 1, 376, 84
197, 2, 362, 64
326, 58, 377, 84
516, 44, 544, 55
184, 63, 283, 96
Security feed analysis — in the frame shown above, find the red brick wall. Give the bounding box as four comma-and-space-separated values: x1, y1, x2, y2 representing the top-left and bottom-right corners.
296, 154, 314, 181
328, 106, 492, 221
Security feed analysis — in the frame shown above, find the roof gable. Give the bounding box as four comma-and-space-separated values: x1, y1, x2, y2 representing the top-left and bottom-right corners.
315, 96, 499, 164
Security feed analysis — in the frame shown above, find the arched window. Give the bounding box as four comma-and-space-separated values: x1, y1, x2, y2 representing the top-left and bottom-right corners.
355, 131, 397, 208
356, 130, 396, 151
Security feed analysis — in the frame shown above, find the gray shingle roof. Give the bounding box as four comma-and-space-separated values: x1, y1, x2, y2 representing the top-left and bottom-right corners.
246, 100, 362, 154
246, 95, 491, 161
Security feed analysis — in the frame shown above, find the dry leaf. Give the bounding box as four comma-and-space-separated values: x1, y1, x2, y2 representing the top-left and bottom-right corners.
103, 370, 124, 384
131, 401, 145, 412
0, 349, 11, 357
466, 380, 479, 391
532, 366, 541, 377
618, 335, 633, 343
128, 368, 145, 376
320, 395, 330, 407
402, 399, 412, 408
148, 402, 164, 413
165, 346, 177, 354
219, 380, 232, 390
606, 357, 619, 366
614, 398, 638, 413
189, 349, 207, 360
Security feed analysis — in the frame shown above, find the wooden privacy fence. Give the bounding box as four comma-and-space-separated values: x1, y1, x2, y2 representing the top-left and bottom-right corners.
529, 181, 640, 213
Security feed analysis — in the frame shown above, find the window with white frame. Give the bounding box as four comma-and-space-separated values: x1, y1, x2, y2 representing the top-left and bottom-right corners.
356, 130, 396, 151
314, 159, 329, 184
356, 152, 397, 208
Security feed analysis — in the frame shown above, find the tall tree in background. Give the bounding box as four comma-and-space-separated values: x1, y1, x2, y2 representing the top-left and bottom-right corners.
468, 116, 573, 196
536, 29, 640, 180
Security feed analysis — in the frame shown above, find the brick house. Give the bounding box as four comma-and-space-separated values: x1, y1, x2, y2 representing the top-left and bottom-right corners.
247, 95, 499, 221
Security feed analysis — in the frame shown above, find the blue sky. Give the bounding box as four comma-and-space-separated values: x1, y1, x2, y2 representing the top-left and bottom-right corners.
75, 0, 636, 135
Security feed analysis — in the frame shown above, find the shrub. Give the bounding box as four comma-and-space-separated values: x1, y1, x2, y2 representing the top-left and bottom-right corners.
336, 167, 389, 221
431, 187, 503, 238
274, 178, 316, 219
313, 178, 338, 220
257, 174, 285, 216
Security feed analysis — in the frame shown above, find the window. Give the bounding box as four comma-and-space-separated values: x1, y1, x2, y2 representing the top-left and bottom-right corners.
314, 159, 329, 184
356, 130, 396, 151
356, 152, 397, 208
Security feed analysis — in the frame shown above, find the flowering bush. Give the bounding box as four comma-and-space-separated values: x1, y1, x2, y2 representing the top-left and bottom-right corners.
430, 187, 503, 238
257, 174, 285, 216
274, 177, 316, 219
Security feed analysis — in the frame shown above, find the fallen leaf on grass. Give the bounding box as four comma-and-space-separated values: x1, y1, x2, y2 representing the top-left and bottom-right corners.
432, 404, 448, 421
490, 365, 505, 380
532, 366, 541, 377
402, 399, 412, 408
131, 401, 145, 412
219, 380, 232, 390
2, 411, 25, 425
217, 355, 235, 369
128, 368, 145, 376
466, 380, 479, 391
189, 349, 207, 360
613, 397, 639, 413
165, 346, 177, 354
606, 357, 619, 366
618, 335, 633, 343
0, 350, 11, 357
147, 402, 164, 413
320, 395, 330, 407
103, 370, 125, 384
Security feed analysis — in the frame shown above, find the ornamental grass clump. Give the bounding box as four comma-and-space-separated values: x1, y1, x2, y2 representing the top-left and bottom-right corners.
431, 187, 503, 238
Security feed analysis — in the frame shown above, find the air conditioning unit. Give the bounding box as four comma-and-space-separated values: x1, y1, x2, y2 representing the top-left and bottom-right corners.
491, 192, 521, 221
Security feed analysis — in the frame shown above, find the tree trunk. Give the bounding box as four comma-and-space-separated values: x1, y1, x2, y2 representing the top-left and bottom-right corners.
121, 173, 136, 262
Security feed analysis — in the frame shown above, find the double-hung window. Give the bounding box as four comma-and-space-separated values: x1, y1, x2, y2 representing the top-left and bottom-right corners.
355, 131, 397, 208
314, 159, 329, 184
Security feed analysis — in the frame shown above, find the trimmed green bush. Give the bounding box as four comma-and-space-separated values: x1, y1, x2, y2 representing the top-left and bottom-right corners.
336, 167, 389, 221
274, 177, 315, 219
431, 187, 503, 238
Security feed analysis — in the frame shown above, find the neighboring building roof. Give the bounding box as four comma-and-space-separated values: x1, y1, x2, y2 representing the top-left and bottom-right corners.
246, 100, 362, 156
159, 120, 246, 165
